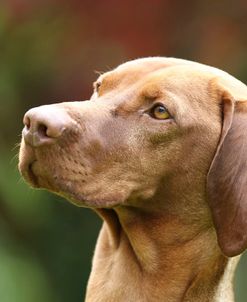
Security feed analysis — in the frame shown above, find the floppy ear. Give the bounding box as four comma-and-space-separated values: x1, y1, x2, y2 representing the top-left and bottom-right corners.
207, 93, 247, 257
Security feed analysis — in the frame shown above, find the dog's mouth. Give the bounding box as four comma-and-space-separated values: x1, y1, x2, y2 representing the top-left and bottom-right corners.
19, 151, 125, 208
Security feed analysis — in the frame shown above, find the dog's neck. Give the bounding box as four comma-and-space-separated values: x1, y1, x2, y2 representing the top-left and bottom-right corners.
86, 206, 239, 302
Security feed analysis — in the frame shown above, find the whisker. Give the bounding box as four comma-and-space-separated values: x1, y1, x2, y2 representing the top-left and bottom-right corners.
10, 153, 19, 165
12, 142, 21, 152
94, 70, 105, 76
17, 176, 24, 184
105, 65, 112, 72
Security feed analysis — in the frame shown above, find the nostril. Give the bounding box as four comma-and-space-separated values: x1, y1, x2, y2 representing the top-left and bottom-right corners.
37, 123, 49, 138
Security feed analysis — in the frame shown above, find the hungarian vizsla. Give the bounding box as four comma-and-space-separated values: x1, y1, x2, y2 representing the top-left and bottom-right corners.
19, 57, 247, 302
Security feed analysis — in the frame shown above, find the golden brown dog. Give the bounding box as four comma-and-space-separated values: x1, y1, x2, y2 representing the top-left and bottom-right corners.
19, 57, 247, 301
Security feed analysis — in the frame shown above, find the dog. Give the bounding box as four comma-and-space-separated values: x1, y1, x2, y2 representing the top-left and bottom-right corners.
19, 57, 247, 301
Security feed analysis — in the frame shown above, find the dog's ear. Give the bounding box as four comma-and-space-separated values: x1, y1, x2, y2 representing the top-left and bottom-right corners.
207, 92, 247, 257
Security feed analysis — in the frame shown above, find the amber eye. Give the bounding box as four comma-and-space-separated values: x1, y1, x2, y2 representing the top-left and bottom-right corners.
151, 104, 170, 120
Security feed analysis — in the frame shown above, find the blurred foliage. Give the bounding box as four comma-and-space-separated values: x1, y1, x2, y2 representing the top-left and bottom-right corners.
0, 0, 247, 301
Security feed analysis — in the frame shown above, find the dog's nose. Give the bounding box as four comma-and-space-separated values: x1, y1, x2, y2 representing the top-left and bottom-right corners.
23, 106, 70, 147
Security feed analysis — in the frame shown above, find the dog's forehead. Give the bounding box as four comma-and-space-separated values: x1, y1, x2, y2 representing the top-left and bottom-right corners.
100, 57, 191, 85
101, 61, 211, 99
97, 58, 247, 104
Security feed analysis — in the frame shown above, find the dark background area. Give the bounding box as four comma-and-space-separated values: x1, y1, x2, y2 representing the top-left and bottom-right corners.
0, 0, 247, 301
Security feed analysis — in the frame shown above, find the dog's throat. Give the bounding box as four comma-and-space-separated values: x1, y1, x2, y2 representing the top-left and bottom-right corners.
95, 208, 122, 248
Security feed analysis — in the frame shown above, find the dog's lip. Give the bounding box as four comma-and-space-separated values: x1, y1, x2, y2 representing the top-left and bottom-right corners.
28, 161, 39, 186
21, 160, 40, 187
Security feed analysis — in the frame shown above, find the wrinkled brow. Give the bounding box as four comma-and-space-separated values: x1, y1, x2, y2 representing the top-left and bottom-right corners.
139, 84, 162, 101
112, 86, 165, 117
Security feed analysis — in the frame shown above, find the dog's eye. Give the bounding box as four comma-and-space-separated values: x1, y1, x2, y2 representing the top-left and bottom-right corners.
151, 104, 170, 120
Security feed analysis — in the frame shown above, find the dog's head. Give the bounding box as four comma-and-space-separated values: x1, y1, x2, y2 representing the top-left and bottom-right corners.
19, 57, 247, 257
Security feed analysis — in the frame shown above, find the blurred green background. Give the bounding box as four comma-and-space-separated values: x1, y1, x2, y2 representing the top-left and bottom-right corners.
0, 0, 247, 301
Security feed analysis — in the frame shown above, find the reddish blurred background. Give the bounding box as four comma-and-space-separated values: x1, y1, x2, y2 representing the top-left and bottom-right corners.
0, 1, 246, 301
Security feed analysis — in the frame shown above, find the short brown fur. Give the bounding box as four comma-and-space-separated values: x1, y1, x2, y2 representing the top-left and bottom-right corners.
19, 57, 247, 301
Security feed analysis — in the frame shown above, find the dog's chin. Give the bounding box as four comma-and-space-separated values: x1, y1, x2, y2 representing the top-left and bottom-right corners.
65, 194, 124, 208
45, 187, 124, 209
